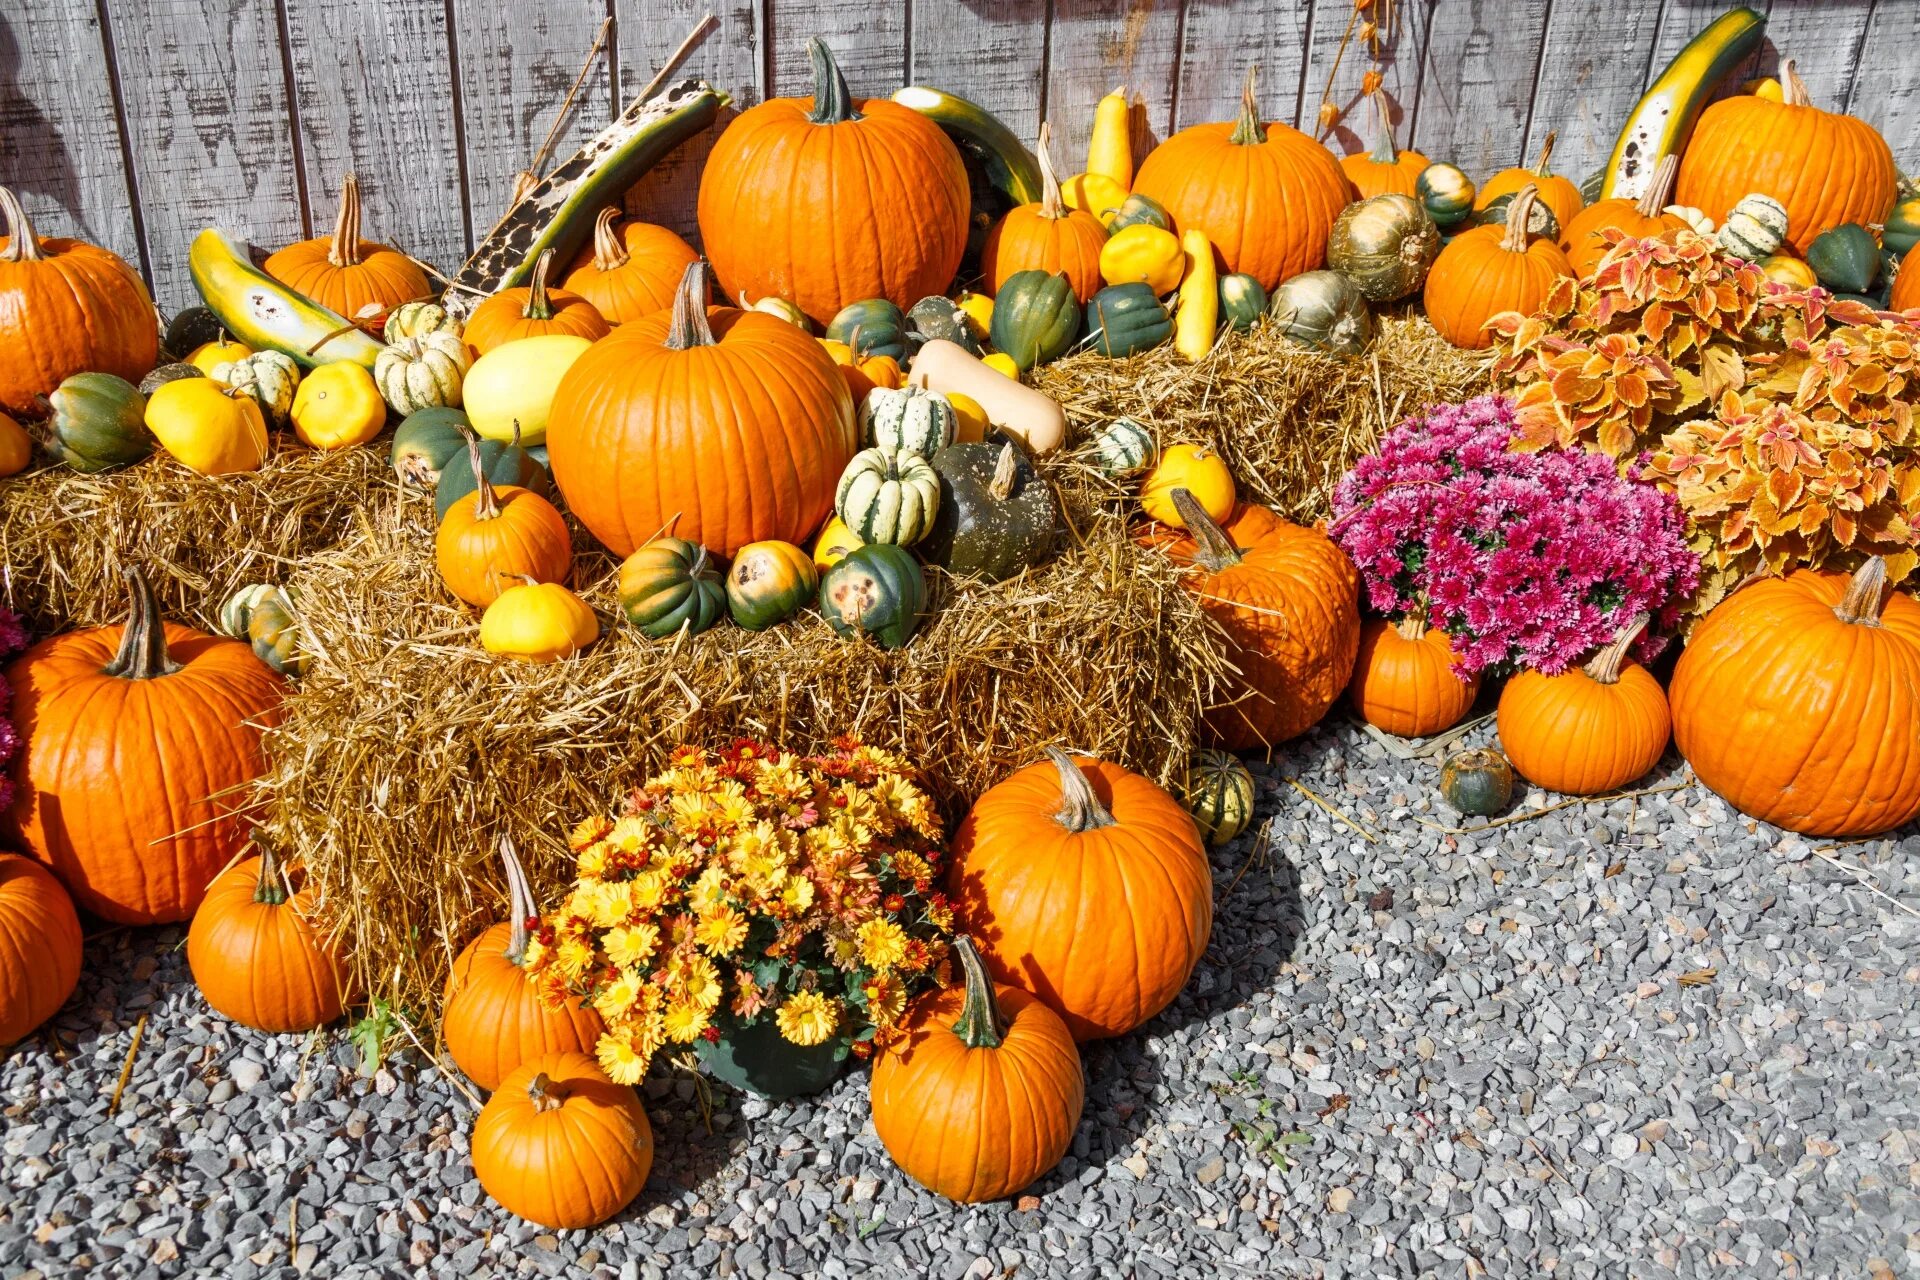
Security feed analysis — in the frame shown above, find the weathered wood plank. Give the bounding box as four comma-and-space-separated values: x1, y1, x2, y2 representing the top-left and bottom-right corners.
1175, 1, 1312, 132
1844, 0, 1920, 172
1045, 0, 1185, 166
1755, 0, 1874, 109
282, 0, 468, 276
908, 0, 1047, 145
101, 0, 304, 312
767, 0, 907, 99
0, 6, 142, 267
615, 0, 763, 243
1520, 0, 1665, 185
1409, 0, 1553, 175
453, 0, 613, 246
1302, 0, 1434, 162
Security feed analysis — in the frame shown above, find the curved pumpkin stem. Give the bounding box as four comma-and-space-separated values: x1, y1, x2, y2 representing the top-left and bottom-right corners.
523, 249, 558, 321
806, 38, 862, 125
1834, 557, 1889, 627
0, 187, 44, 263
1230, 65, 1266, 146
254, 842, 291, 906
1046, 746, 1116, 832
1035, 121, 1067, 219
1532, 131, 1558, 177
499, 834, 539, 967
104, 567, 182, 680
590, 207, 630, 272
950, 936, 1008, 1049
1636, 155, 1681, 219
1501, 185, 1540, 253
1582, 612, 1649, 685
1367, 92, 1400, 165
665, 260, 717, 350
327, 174, 366, 269
459, 431, 502, 522
1780, 59, 1812, 109
988, 441, 1020, 502
527, 1070, 564, 1113
1169, 488, 1244, 572
1394, 612, 1429, 642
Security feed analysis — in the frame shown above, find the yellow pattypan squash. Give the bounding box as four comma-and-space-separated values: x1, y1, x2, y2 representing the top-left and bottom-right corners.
1100, 225, 1185, 294
981, 352, 1022, 381
480, 579, 600, 662
1141, 443, 1235, 527
291, 362, 386, 449
188, 337, 254, 377
945, 390, 990, 443
145, 379, 269, 475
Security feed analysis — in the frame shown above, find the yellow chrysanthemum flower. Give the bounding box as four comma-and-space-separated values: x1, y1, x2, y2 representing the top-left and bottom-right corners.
595, 1029, 649, 1084
672, 954, 724, 1010
688, 866, 730, 911
775, 991, 839, 1047
662, 1000, 711, 1043
781, 877, 816, 914
608, 814, 653, 854
669, 790, 714, 831
857, 918, 909, 972
891, 850, 931, 883
576, 843, 611, 881
570, 814, 613, 851
826, 931, 860, 969
521, 935, 548, 969
714, 783, 756, 830
695, 904, 750, 956
605, 922, 660, 968
862, 974, 908, 1025
594, 970, 646, 1019
630, 870, 670, 911
555, 936, 596, 980
925, 900, 954, 931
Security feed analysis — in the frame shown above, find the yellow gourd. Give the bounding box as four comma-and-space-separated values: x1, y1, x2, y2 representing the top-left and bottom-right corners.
1758, 254, 1817, 288
1174, 229, 1218, 362
144, 379, 269, 475
290, 362, 386, 449
954, 291, 994, 341
479, 579, 599, 662
1100, 224, 1185, 293
0, 411, 31, 476
1087, 86, 1133, 189
1141, 443, 1235, 527
1061, 172, 1130, 225
463, 334, 593, 447
812, 515, 865, 573
981, 352, 1022, 380
946, 390, 990, 443
188, 337, 253, 377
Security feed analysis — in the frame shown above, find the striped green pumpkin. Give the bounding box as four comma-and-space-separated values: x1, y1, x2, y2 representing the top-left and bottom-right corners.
835, 447, 941, 546
1185, 749, 1255, 847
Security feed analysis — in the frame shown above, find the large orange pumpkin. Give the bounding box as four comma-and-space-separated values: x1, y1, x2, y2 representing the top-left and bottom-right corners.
1892, 249, 1920, 313
471, 1051, 653, 1229
947, 748, 1211, 1042
0, 852, 82, 1046
1153, 492, 1360, 749
3, 569, 286, 924
870, 936, 1084, 1202
442, 837, 605, 1091
1339, 95, 1430, 200
1475, 131, 1583, 231
1671, 558, 1920, 837
1561, 155, 1688, 280
263, 174, 430, 317
0, 186, 159, 416
1498, 614, 1670, 795
1347, 617, 1478, 738
546, 260, 856, 559
981, 122, 1108, 303
462, 249, 609, 354
562, 208, 698, 326
1675, 59, 1897, 255
1132, 67, 1354, 289
697, 39, 970, 327
1423, 186, 1572, 349
186, 844, 350, 1033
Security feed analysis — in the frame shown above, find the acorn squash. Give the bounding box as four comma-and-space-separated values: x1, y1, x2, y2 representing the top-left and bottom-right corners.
1805, 224, 1880, 294
826, 299, 912, 362
391, 407, 474, 489
1218, 274, 1269, 331
1084, 283, 1172, 358
917, 439, 1056, 582
818, 544, 927, 649
725, 540, 818, 631
617, 537, 726, 639
434, 435, 551, 521
45, 373, 153, 472
989, 270, 1082, 371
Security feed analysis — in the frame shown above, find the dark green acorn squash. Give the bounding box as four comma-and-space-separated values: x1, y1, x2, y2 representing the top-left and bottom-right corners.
392, 407, 475, 489
916, 439, 1056, 582
137, 362, 207, 396
433, 437, 551, 521
1474, 189, 1560, 240
1218, 274, 1268, 331
162, 306, 227, 360
826, 299, 913, 361
45, 372, 153, 473
818, 544, 927, 649
1806, 224, 1880, 295
907, 296, 983, 355
1084, 283, 1172, 358
989, 270, 1081, 371
1105, 192, 1170, 233
618, 537, 726, 639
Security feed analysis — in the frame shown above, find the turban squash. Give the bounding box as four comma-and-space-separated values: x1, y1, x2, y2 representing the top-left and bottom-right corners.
264, 173, 429, 318
1671, 558, 1920, 837
545, 260, 856, 560
1498, 614, 1670, 796
697, 39, 970, 328
0, 853, 82, 1046
187, 843, 350, 1033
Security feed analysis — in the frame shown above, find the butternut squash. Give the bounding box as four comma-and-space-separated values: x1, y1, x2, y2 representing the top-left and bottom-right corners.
908, 339, 1067, 456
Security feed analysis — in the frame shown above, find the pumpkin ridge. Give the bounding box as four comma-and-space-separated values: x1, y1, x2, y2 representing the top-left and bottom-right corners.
1106, 820, 1199, 1030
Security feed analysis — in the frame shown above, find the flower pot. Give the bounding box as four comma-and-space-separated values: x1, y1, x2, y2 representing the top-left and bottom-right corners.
695, 1018, 848, 1099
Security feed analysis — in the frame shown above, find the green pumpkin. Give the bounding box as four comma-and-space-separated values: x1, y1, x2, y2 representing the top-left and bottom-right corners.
1269, 270, 1373, 356
1806, 223, 1880, 294
1439, 748, 1513, 817
1091, 416, 1155, 476
383, 301, 461, 343
1883, 195, 1920, 257
725, 541, 819, 631
163, 306, 227, 360
1105, 192, 1170, 233
906, 296, 982, 355
247, 588, 307, 677
1084, 283, 1172, 358
45, 372, 153, 473
861, 384, 956, 456
433, 437, 550, 521
826, 299, 912, 361
989, 269, 1081, 371
1185, 748, 1255, 847
212, 350, 301, 428
391, 407, 474, 489
1474, 190, 1560, 240
1715, 192, 1789, 261
835, 446, 941, 546
1416, 163, 1475, 230
1328, 194, 1441, 302
916, 439, 1056, 582
818, 544, 927, 649
1217, 274, 1268, 332
219, 583, 281, 640
137, 362, 206, 396
618, 537, 726, 639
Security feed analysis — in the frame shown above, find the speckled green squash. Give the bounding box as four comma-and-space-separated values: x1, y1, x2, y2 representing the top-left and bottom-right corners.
1327, 193, 1441, 302
916, 439, 1056, 582
1091, 416, 1155, 476
1105, 192, 1170, 233
433, 436, 550, 521
826, 299, 912, 361
1084, 283, 1172, 358
1716, 192, 1789, 261
1805, 224, 1880, 294
861, 385, 957, 456
391, 407, 474, 489
1185, 748, 1255, 847
1416, 163, 1476, 230
1440, 748, 1514, 817
1217, 274, 1268, 331
989, 270, 1081, 371
618, 537, 726, 639
1269, 270, 1373, 356
45, 372, 153, 473
818, 543, 927, 649
906, 296, 982, 354
383, 301, 461, 343
835, 447, 941, 546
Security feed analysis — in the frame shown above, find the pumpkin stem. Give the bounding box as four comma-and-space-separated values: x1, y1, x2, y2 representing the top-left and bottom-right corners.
500, 834, 539, 966
1834, 556, 1889, 626
1367, 93, 1400, 165
1046, 746, 1116, 832
253, 842, 291, 906
1780, 59, 1812, 108
950, 936, 1008, 1049
1501, 185, 1540, 253
988, 441, 1019, 502
1168, 488, 1244, 572
1582, 613, 1648, 685
665, 260, 717, 351
590, 207, 630, 272
527, 1071, 565, 1113
461, 431, 502, 522
0, 187, 45, 263
523, 249, 558, 321
1036, 121, 1067, 220
103, 567, 182, 680
1532, 131, 1558, 177
327, 174, 366, 269
1230, 65, 1266, 146
1394, 612, 1428, 642
1636, 155, 1681, 219
806, 38, 862, 125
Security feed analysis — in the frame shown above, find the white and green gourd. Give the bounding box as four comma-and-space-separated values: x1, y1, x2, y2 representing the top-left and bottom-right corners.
219, 583, 283, 641
383, 301, 463, 343
861, 385, 957, 456
1091, 416, 1155, 477
375, 332, 469, 415
211, 350, 301, 427
835, 447, 941, 546
1715, 193, 1789, 261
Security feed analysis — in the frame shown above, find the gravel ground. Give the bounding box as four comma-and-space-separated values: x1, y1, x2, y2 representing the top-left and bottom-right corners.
4, 718, 1917, 1280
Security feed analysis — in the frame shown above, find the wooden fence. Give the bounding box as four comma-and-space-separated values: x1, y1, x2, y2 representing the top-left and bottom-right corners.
4, 0, 1915, 310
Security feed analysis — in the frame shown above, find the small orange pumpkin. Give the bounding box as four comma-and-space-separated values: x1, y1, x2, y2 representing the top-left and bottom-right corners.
471, 1051, 653, 1229
1498, 614, 1670, 795
462, 249, 610, 354
870, 936, 1084, 1202
562, 208, 699, 325
1423, 185, 1572, 348
1339, 95, 1430, 200
1347, 616, 1479, 738
1475, 131, 1583, 231
435, 437, 574, 607
186, 843, 350, 1033
0, 411, 32, 477
820, 339, 905, 403
982, 122, 1109, 303
1561, 155, 1688, 279
0, 852, 82, 1046
263, 174, 429, 317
